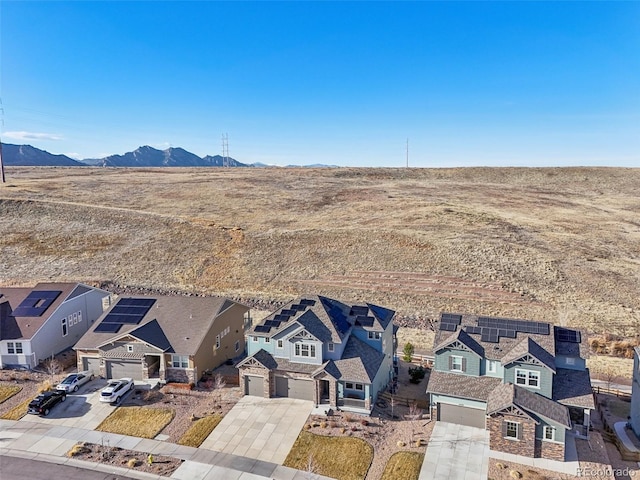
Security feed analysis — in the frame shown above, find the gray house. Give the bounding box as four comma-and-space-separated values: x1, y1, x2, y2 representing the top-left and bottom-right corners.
426, 313, 594, 461
631, 347, 640, 438
0, 283, 111, 369
237, 295, 395, 414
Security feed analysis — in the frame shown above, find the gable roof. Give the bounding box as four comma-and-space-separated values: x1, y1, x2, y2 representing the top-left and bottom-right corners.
427, 370, 502, 401
501, 337, 556, 372
0, 283, 98, 340
333, 335, 386, 383
487, 382, 571, 428
552, 368, 595, 409
236, 349, 279, 370
75, 295, 246, 356
434, 328, 485, 357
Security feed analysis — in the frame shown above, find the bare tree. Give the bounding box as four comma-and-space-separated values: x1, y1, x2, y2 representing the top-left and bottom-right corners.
43, 356, 62, 381
405, 402, 423, 446
591, 356, 618, 391
305, 453, 318, 480
212, 373, 226, 407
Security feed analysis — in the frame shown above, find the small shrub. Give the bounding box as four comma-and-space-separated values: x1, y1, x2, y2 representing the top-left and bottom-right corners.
68, 443, 91, 457
360, 419, 369, 426
320, 421, 327, 428
127, 458, 138, 468
403, 342, 415, 362
340, 427, 346, 434
496, 462, 507, 469
344, 414, 355, 422
397, 440, 406, 447
38, 380, 53, 393
510, 470, 522, 479
304, 423, 311, 430
408, 366, 426, 384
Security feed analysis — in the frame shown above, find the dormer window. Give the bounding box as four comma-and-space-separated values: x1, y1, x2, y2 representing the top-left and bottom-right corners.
450, 355, 464, 372
515, 369, 540, 388
368, 331, 381, 340
328, 343, 334, 352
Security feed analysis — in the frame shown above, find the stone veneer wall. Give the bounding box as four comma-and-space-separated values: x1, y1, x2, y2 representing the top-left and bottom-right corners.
239, 366, 271, 397
538, 439, 565, 461
488, 414, 536, 458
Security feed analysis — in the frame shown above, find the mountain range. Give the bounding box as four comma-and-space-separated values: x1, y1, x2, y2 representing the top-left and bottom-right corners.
1, 143, 338, 168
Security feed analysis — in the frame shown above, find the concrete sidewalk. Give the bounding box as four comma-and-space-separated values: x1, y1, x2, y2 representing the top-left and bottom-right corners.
0, 419, 332, 479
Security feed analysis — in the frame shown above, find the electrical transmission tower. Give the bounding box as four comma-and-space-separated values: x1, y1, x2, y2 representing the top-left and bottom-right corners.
221, 133, 229, 167
0, 98, 5, 183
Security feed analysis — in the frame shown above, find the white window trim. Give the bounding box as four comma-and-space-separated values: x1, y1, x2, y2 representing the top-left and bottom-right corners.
368, 331, 381, 340
235, 340, 240, 352
252, 336, 258, 342
505, 421, 519, 440
7, 342, 15, 354
264, 337, 271, 343
215, 335, 221, 349
565, 357, 576, 366
294, 343, 316, 359
451, 355, 463, 372
15, 342, 22, 354
277, 339, 283, 349
126, 345, 133, 353
487, 360, 497, 373
62, 317, 68, 337
515, 368, 540, 389
543, 425, 555, 441
328, 342, 334, 352
171, 355, 189, 368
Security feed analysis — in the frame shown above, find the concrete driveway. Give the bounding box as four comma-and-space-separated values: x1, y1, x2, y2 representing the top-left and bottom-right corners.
419, 422, 490, 480
200, 396, 313, 464
25, 378, 128, 430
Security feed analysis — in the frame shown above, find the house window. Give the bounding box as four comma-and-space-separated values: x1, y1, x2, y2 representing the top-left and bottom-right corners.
515, 369, 540, 388
277, 339, 283, 349
264, 337, 270, 343
505, 421, 519, 440
487, 360, 497, 373
62, 318, 68, 336
235, 340, 240, 352
345, 382, 354, 389
450, 355, 463, 372
252, 336, 258, 342
368, 331, 381, 340
565, 357, 576, 366
216, 335, 220, 349
171, 355, 189, 368
294, 343, 316, 358
328, 343, 334, 352
543, 425, 555, 441
7, 342, 14, 354
15, 342, 22, 354
126, 345, 133, 353
345, 382, 363, 390
78, 311, 82, 322
73, 312, 78, 325
355, 383, 363, 391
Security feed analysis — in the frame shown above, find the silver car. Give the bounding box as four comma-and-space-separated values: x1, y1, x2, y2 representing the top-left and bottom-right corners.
56, 371, 95, 392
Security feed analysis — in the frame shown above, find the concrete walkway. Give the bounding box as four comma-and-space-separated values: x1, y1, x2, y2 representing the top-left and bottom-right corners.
0, 418, 332, 479
200, 396, 314, 464
614, 421, 640, 453
418, 422, 490, 480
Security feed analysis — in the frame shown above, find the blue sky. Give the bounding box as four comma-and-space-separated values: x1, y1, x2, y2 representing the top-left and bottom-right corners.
1, 1, 639, 167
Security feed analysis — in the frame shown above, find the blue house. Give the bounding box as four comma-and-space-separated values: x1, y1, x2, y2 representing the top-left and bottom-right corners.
237, 295, 395, 414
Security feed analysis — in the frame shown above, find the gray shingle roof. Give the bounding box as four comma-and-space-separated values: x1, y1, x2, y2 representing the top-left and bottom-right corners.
128, 319, 172, 352
434, 328, 485, 357
552, 368, 595, 409
333, 335, 387, 383
501, 337, 556, 372
487, 382, 571, 428
426, 370, 502, 401
236, 349, 279, 370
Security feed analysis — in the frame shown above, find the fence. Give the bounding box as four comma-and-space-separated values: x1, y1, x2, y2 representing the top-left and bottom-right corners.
592, 385, 631, 401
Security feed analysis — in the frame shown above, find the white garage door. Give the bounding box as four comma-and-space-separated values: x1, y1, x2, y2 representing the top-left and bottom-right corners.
107, 360, 142, 380
82, 357, 101, 376
437, 403, 486, 429
275, 376, 315, 401
245, 375, 264, 396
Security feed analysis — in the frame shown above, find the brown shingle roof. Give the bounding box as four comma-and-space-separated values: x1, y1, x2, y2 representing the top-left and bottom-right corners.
426, 370, 502, 401
501, 337, 556, 372
434, 328, 485, 357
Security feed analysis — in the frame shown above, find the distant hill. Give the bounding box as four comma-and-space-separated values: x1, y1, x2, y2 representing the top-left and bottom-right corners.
86, 146, 248, 167
1, 143, 85, 166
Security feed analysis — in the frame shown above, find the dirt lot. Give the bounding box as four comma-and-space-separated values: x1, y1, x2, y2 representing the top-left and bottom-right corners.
1, 166, 639, 338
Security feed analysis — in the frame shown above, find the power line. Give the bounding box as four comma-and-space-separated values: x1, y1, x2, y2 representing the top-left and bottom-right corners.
221, 133, 229, 167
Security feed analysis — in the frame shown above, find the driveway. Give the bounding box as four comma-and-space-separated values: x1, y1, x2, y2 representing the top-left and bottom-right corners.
419, 422, 490, 480
200, 396, 313, 464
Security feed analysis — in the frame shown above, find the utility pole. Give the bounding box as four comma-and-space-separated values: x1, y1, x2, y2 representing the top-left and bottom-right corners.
0, 98, 5, 183
406, 138, 409, 168
221, 133, 229, 167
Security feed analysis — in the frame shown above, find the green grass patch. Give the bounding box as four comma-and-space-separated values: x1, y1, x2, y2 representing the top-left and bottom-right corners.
0, 385, 22, 404
178, 415, 222, 447
96, 407, 174, 439
284, 431, 373, 480
0, 397, 32, 420
381, 451, 424, 480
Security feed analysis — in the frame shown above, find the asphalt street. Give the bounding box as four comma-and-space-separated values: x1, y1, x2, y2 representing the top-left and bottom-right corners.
0, 455, 140, 480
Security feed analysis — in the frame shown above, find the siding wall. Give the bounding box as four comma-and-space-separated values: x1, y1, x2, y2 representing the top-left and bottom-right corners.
503, 362, 553, 398
434, 347, 481, 376
630, 350, 640, 438
554, 355, 586, 371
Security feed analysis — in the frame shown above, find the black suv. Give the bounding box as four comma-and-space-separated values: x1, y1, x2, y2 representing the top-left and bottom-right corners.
27, 390, 66, 416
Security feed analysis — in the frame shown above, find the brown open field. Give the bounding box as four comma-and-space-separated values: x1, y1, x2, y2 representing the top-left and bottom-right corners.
1, 166, 639, 337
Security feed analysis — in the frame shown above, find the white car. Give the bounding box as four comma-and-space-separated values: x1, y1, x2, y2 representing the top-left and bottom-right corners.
99, 378, 134, 404
56, 371, 94, 392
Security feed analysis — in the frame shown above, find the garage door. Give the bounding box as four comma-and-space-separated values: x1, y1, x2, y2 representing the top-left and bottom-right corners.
437, 403, 486, 429
83, 357, 101, 376
245, 375, 264, 397
275, 376, 315, 401
106, 360, 142, 380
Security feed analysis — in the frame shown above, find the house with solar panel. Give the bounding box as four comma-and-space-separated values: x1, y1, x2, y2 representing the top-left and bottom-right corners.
426, 313, 594, 461
74, 295, 249, 382
0, 283, 111, 369
237, 295, 395, 414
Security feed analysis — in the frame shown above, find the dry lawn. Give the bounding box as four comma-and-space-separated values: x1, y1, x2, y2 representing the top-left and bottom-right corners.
96, 406, 175, 439
284, 431, 374, 480
0, 386, 22, 404
380, 451, 424, 480
1, 167, 640, 336
177, 414, 222, 447
587, 356, 634, 383
1, 397, 32, 420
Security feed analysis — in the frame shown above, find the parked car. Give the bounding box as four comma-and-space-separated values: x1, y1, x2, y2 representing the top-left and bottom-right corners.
100, 378, 134, 404
56, 371, 94, 392
28, 390, 66, 416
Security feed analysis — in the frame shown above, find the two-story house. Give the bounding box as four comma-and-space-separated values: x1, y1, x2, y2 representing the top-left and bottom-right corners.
75, 295, 249, 383
631, 347, 640, 438
237, 295, 395, 414
426, 313, 594, 461
0, 283, 111, 369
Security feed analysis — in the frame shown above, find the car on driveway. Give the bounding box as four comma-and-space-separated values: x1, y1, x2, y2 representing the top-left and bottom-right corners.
56, 371, 94, 392
28, 390, 66, 416
100, 378, 134, 404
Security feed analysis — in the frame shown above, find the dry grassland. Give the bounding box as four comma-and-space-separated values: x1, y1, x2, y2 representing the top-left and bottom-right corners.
1, 166, 639, 337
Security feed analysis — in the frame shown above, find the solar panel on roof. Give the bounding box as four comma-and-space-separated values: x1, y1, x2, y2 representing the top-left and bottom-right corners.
264, 320, 281, 328
12, 290, 62, 317
351, 306, 369, 316
465, 326, 481, 334
117, 298, 156, 308
253, 325, 271, 333
110, 305, 150, 315
441, 314, 462, 324
94, 322, 122, 333
356, 316, 375, 327
300, 299, 316, 306
439, 322, 457, 332
281, 309, 297, 316
274, 314, 290, 322
290, 304, 307, 311
555, 328, 581, 343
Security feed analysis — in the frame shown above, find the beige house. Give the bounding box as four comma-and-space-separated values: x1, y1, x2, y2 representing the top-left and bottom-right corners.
75, 295, 249, 383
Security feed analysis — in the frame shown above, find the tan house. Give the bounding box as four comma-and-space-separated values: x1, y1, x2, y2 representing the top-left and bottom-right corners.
75, 295, 249, 383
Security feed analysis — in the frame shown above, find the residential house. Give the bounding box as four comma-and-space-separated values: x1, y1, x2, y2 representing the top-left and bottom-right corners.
630, 347, 640, 438
0, 283, 111, 369
237, 295, 395, 414
75, 295, 249, 383
426, 313, 595, 461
